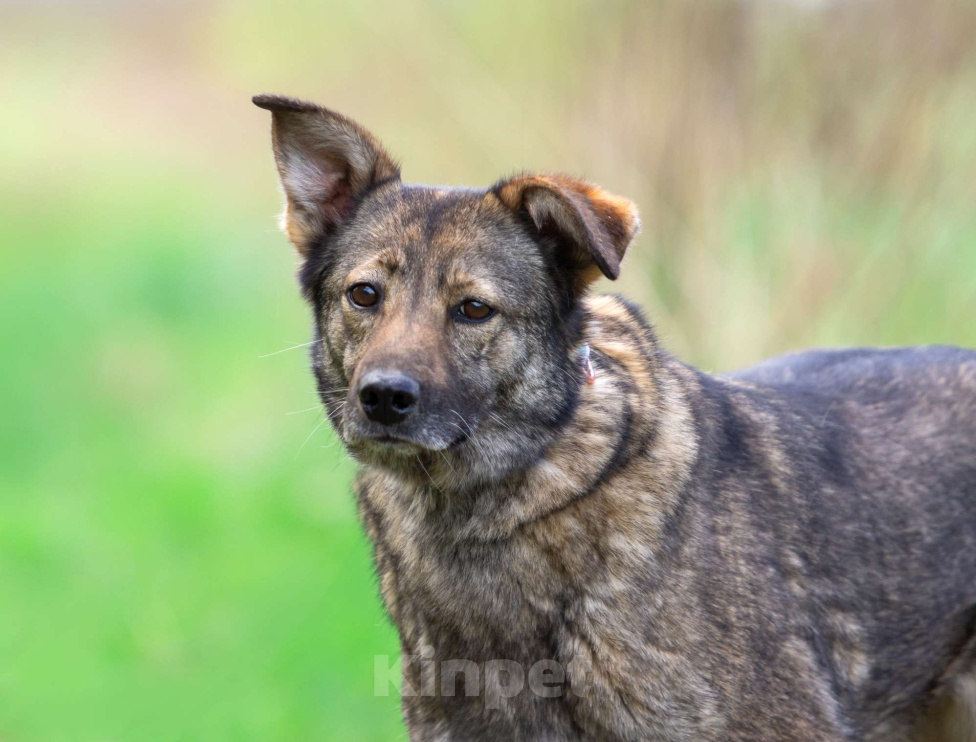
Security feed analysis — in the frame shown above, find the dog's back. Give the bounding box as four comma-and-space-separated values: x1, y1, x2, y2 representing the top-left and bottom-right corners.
718, 346, 976, 739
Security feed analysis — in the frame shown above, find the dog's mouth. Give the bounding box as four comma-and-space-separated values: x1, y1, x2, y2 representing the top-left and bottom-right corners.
339, 403, 478, 456
355, 433, 419, 453
352, 431, 468, 455
372, 434, 417, 448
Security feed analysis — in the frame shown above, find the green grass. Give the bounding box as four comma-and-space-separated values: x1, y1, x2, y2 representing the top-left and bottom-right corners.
0, 180, 404, 740
1, 0, 976, 739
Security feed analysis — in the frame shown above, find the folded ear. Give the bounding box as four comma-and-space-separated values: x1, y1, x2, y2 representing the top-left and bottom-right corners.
492, 174, 640, 283
253, 94, 400, 253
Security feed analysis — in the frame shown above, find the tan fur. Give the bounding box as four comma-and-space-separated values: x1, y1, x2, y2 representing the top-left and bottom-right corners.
910, 674, 976, 742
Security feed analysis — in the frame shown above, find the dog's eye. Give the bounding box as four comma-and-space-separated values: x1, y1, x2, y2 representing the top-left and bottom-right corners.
457, 300, 494, 322
348, 283, 380, 308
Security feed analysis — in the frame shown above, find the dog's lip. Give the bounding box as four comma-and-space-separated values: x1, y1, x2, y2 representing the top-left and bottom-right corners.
373, 434, 412, 444
354, 432, 467, 451
359, 433, 428, 451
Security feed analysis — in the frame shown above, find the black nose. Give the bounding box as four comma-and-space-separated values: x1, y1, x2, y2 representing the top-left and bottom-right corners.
357, 371, 420, 426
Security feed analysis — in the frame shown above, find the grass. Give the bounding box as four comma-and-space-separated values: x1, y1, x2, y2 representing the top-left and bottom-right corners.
1, 0, 975, 739
0, 182, 403, 741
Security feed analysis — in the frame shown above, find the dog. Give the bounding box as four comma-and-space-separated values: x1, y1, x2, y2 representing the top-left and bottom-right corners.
254, 94, 976, 741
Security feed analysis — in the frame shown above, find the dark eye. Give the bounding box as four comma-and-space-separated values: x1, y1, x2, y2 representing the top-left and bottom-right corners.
457, 299, 494, 322
347, 283, 379, 308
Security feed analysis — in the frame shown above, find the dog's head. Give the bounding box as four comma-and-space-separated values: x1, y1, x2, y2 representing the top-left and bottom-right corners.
255, 95, 640, 487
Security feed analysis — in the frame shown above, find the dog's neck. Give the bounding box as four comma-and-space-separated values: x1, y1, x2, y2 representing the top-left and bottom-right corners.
356, 295, 700, 544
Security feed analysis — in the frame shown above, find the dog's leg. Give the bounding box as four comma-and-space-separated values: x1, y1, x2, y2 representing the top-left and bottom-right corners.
910, 672, 976, 742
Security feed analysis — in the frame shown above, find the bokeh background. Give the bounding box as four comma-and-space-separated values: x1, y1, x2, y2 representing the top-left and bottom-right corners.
2, 0, 976, 739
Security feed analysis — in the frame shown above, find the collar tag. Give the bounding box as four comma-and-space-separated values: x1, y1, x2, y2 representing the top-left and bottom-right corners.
580, 344, 596, 385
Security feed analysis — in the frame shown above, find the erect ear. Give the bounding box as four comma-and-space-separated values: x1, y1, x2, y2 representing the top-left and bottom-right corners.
492, 174, 640, 284
253, 94, 400, 254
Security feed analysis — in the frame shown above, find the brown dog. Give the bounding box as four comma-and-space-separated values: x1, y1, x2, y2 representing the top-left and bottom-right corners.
255, 94, 976, 741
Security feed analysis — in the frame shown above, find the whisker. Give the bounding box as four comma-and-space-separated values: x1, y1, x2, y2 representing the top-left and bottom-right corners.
259, 339, 321, 358
487, 411, 518, 436
416, 455, 444, 496
329, 449, 354, 473
295, 417, 328, 459
437, 449, 457, 475
286, 405, 323, 416
449, 408, 474, 433
319, 436, 344, 450
445, 416, 490, 464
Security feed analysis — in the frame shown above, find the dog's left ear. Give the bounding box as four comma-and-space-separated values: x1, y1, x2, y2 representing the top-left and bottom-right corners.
493, 174, 640, 283
253, 94, 400, 253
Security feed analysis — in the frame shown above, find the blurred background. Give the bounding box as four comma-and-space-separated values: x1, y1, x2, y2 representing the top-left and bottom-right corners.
2, 0, 975, 739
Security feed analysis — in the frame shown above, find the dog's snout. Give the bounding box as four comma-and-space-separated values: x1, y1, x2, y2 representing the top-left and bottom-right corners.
358, 371, 420, 425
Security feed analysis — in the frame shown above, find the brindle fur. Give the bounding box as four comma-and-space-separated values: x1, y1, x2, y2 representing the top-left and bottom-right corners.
255, 94, 976, 741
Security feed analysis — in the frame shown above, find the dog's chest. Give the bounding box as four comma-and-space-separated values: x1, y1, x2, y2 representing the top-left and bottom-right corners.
359, 477, 718, 739
381, 510, 581, 657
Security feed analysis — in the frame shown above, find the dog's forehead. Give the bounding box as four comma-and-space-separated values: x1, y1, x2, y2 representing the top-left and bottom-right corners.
355, 184, 517, 250
338, 182, 540, 283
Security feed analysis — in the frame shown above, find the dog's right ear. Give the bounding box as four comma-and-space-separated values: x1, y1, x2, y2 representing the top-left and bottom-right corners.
253, 95, 400, 254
